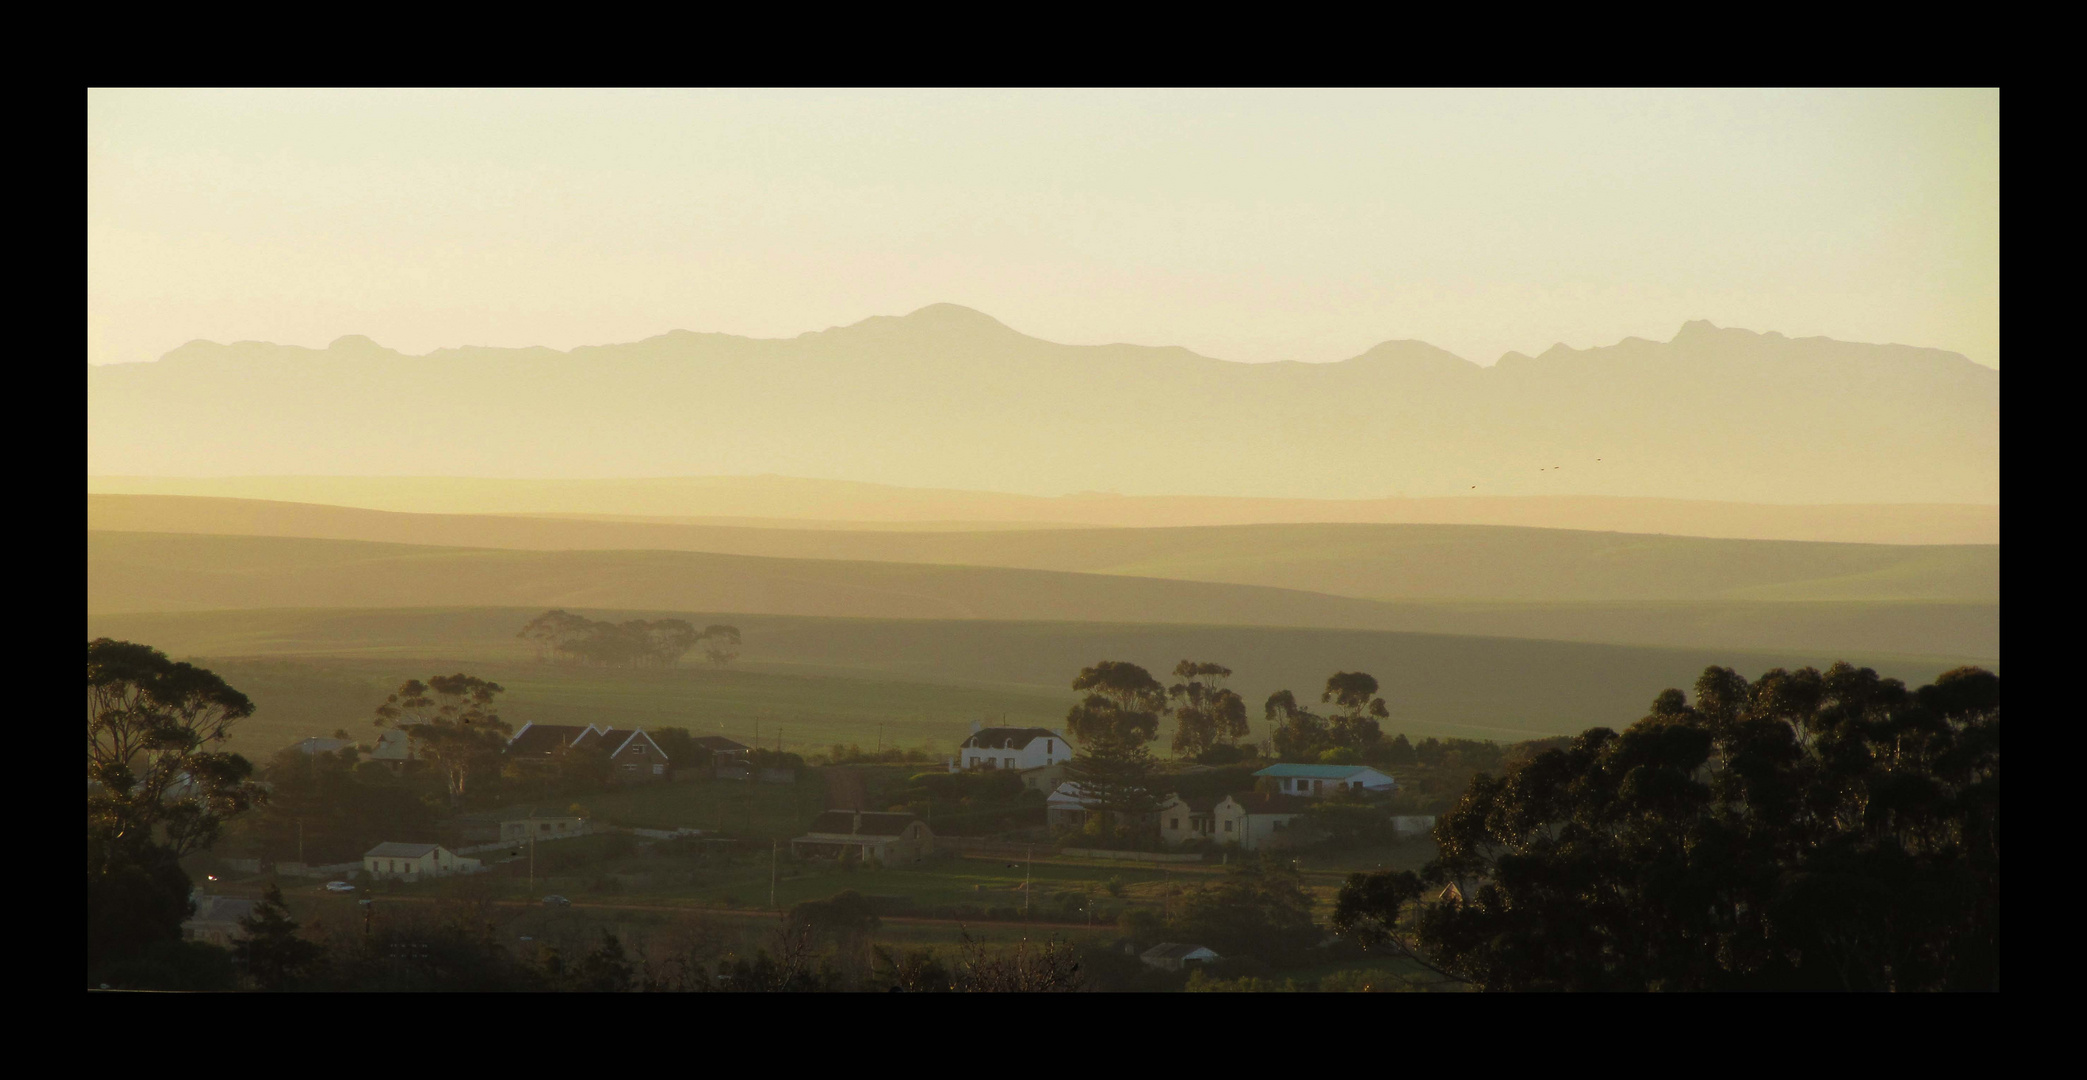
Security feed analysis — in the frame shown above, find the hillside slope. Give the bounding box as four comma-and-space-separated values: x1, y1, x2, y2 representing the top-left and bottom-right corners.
88, 494, 1998, 603
86, 531, 1998, 659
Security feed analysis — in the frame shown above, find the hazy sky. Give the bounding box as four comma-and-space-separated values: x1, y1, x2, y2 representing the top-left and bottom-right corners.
87, 88, 1999, 369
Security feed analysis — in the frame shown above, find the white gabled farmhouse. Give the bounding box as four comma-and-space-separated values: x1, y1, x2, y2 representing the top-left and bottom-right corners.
953, 725, 1072, 772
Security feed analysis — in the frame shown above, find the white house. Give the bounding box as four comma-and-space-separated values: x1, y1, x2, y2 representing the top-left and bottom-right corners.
363, 842, 482, 881
1212, 793, 1315, 851
1250, 764, 1397, 798
1158, 795, 1220, 847
953, 725, 1072, 772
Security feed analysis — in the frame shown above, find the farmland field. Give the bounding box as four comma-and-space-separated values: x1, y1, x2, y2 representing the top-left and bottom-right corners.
90, 605, 1996, 760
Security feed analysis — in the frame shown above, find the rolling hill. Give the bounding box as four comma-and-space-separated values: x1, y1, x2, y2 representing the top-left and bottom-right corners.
87, 530, 1998, 659
85, 476, 2000, 545
89, 494, 1998, 603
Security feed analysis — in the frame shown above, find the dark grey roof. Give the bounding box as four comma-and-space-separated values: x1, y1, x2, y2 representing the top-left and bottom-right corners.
693, 736, 749, 752
960, 727, 1062, 751
507, 724, 592, 757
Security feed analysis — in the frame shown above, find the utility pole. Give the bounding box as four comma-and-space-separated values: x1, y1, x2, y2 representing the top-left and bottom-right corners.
1024, 846, 1032, 921
770, 840, 779, 912
297, 819, 304, 865
877, 723, 883, 754
529, 833, 537, 894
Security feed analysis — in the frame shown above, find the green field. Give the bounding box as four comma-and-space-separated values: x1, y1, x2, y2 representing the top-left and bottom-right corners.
89, 606, 1995, 759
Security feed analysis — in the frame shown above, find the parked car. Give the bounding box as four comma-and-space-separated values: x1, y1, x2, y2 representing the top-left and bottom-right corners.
543, 895, 572, 907
324, 881, 356, 893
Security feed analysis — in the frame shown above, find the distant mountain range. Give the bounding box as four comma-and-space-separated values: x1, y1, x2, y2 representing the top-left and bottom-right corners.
86, 305, 1999, 503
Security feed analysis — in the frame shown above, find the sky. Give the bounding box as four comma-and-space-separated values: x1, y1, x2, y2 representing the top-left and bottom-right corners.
86, 88, 2000, 369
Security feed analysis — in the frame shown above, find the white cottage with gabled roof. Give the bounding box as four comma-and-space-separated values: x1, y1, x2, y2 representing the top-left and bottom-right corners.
363, 842, 482, 881
953, 725, 1071, 772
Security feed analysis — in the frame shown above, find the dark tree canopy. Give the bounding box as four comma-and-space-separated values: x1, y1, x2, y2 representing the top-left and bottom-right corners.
517, 611, 710, 667
374, 674, 512, 806
1320, 671, 1388, 751
1332, 663, 2000, 991
1169, 660, 1251, 759
235, 884, 324, 990
699, 624, 742, 666
87, 640, 259, 979
1065, 661, 1168, 820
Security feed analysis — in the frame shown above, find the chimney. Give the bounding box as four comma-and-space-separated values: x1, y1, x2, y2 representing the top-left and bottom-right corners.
970, 720, 983, 734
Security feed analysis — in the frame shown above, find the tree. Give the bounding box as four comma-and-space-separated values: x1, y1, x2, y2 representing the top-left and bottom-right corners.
517, 609, 592, 662
1169, 856, 1322, 964
572, 931, 636, 992
1321, 671, 1388, 750
650, 726, 697, 777
699, 624, 742, 666
644, 619, 701, 665
1331, 663, 2001, 991
373, 674, 511, 807
1064, 661, 1169, 823
1265, 690, 1329, 761
88, 639, 259, 858
235, 884, 325, 990
1168, 660, 1251, 759
87, 639, 259, 977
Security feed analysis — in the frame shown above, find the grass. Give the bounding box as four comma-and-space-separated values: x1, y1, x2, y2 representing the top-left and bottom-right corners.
90, 605, 1997, 761
88, 529, 1999, 659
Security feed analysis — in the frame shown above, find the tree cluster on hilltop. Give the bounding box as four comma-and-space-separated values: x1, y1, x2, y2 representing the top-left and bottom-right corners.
517, 610, 739, 667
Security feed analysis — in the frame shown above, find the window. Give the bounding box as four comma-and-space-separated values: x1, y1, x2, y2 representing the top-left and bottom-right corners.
1005, 757, 1015, 769
540, 823, 551, 832
1169, 818, 1180, 830
1047, 740, 1054, 754
1224, 820, 1234, 832
1314, 780, 1324, 793
632, 744, 646, 755
653, 764, 665, 775
622, 764, 638, 771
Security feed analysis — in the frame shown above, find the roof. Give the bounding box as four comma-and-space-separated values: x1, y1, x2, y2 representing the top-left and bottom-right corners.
960, 727, 1062, 751
693, 736, 749, 752
1141, 942, 1220, 961
1222, 792, 1313, 815
507, 723, 593, 756
1253, 764, 1390, 780
295, 737, 350, 754
803, 811, 923, 838
1163, 794, 1218, 814
365, 842, 443, 859
1047, 782, 1095, 806
571, 727, 666, 760
368, 729, 416, 760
